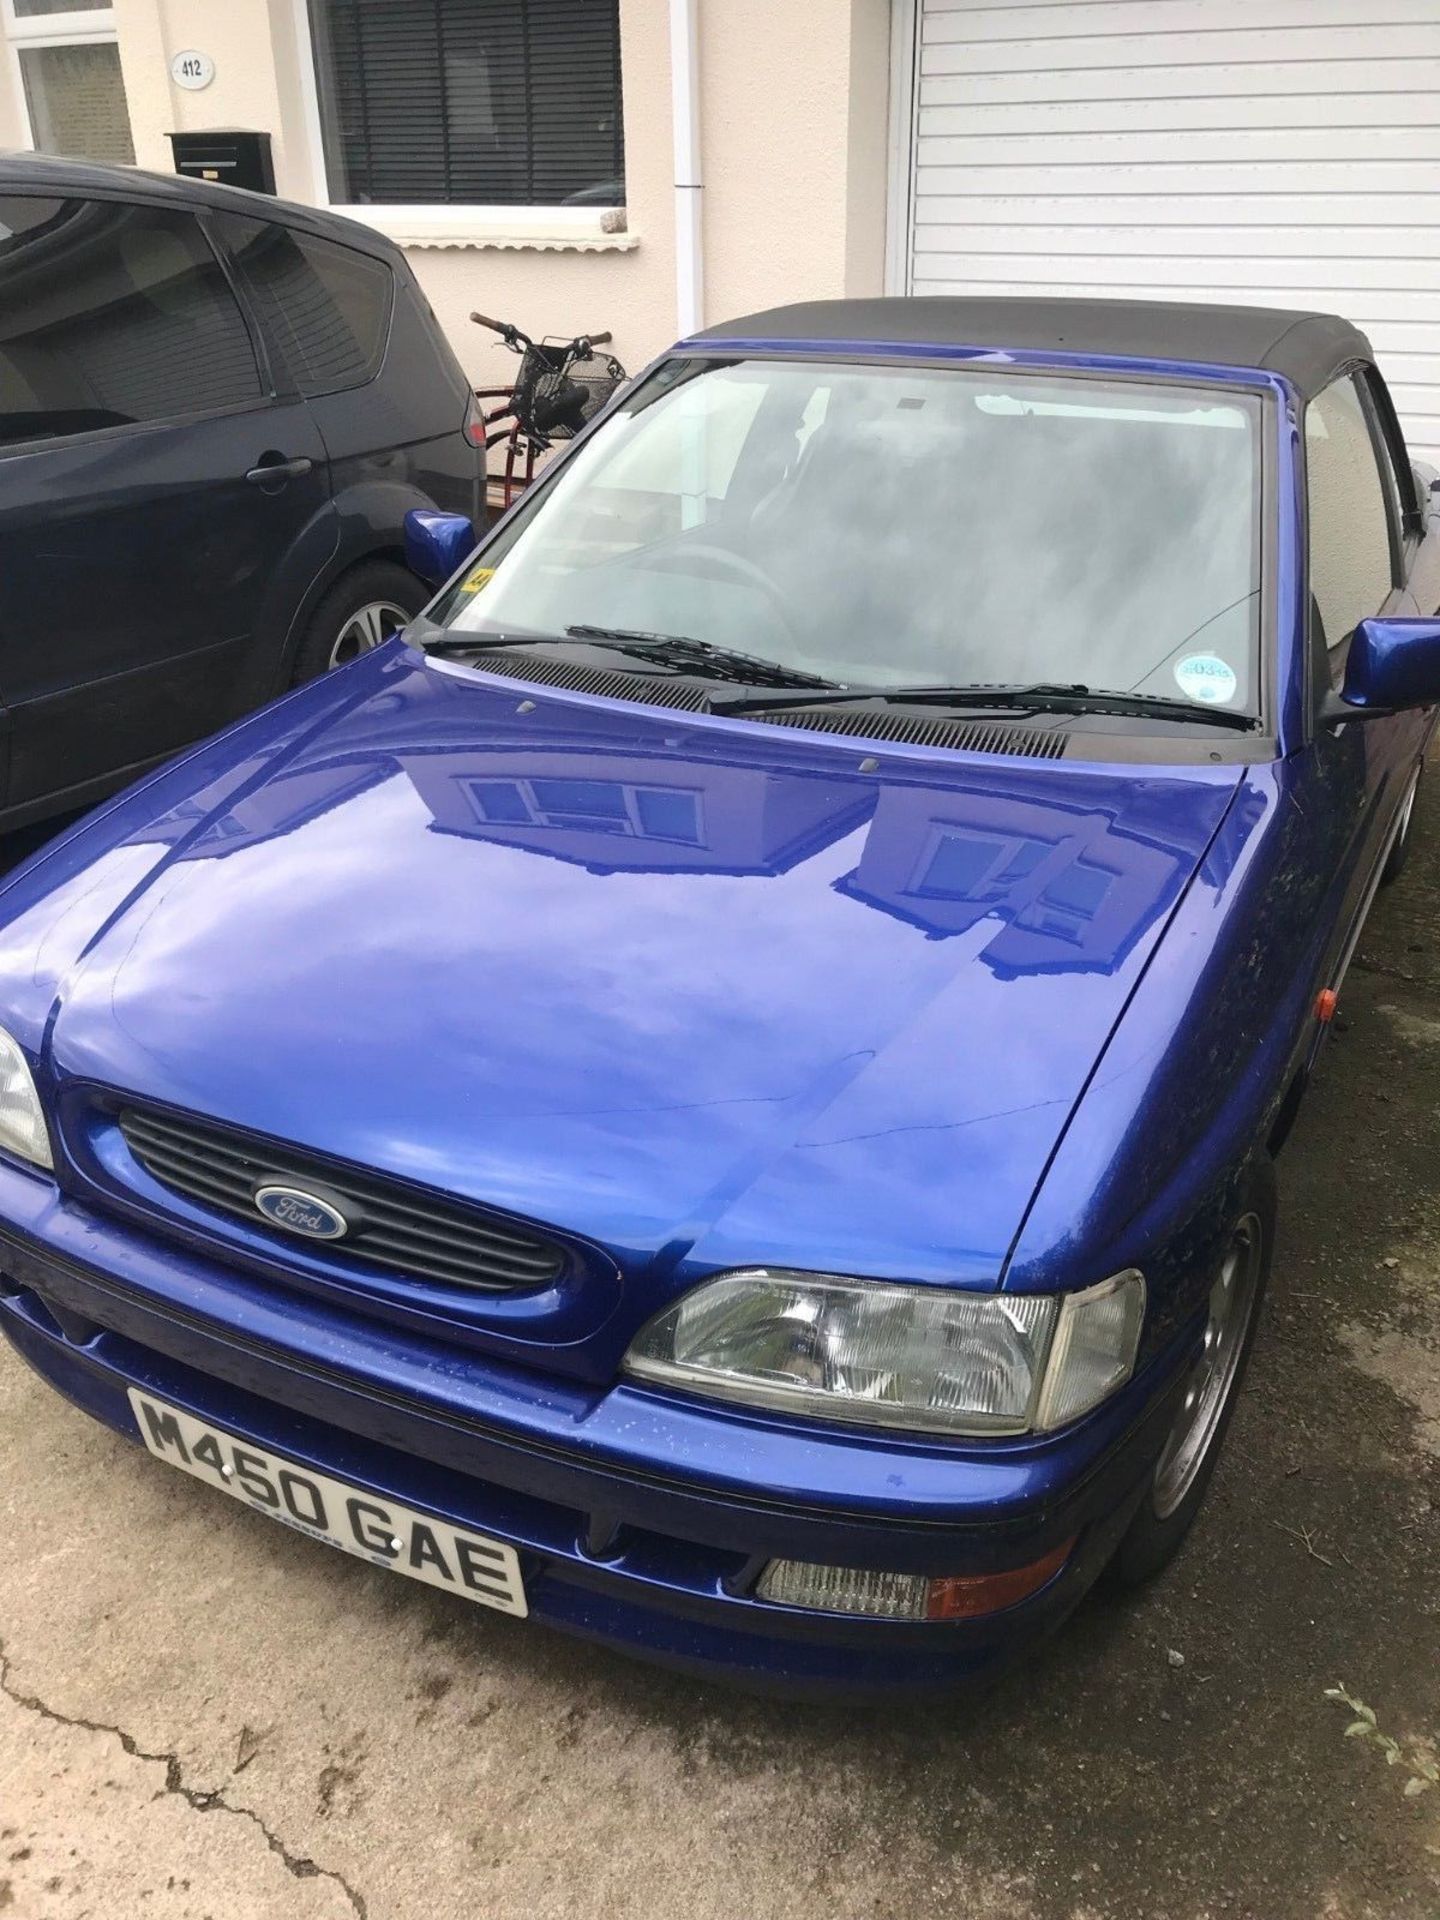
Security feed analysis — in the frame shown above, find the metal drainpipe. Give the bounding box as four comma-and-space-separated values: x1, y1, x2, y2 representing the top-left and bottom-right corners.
669, 0, 703, 337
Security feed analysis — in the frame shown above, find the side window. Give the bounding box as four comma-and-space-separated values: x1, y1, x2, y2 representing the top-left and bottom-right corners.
0, 195, 261, 448
215, 216, 393, 397
1306, 373, 1395, 657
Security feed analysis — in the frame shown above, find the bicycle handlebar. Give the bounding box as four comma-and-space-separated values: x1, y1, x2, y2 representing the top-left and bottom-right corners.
471, 311, 613, 354
470, 311, 531, 348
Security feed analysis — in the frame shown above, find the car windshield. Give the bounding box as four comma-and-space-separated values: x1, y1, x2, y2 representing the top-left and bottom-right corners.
431, 357, 1263, 717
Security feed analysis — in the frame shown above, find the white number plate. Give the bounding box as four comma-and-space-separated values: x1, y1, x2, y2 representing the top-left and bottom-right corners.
127, 1391, 527, 1616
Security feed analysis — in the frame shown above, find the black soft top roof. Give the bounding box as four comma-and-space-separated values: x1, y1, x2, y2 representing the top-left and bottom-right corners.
0, 149, 402, 260
695, 296, 1372, 398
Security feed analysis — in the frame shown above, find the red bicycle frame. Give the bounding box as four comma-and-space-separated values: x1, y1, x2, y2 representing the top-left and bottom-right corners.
475, 388, 541, 514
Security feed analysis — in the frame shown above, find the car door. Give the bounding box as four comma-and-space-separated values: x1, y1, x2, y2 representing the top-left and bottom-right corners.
211, 210, 481, 525
1301, 366, 1428, 988
0, 191, 332, 815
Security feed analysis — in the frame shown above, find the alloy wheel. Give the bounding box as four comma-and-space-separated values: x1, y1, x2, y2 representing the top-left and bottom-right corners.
1151, 1212, 1264, 1518
1394, 772, 1420, 852
328, 599, 411, 669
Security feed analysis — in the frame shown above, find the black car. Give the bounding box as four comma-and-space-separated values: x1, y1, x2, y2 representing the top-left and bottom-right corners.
0, 154, 484, 828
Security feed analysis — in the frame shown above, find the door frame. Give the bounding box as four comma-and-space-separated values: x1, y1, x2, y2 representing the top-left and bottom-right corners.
883, 0, 921, 296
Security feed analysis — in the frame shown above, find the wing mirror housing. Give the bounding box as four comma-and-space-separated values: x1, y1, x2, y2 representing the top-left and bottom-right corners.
1322, 615, 1440, 725
404, 509, 476, 588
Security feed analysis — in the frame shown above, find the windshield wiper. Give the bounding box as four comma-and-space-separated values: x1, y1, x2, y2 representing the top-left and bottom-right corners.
710, 680, 1261, 732
562, 625, 840, 689
419, 629, 1256, 731
420, 622, 838, 692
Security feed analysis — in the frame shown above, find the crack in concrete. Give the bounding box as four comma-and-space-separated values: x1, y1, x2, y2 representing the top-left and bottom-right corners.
0, 1635, 367, 1918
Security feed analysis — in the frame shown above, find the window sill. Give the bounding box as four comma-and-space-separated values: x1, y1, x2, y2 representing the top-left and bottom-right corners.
402, 229, 639, 254
329, 207, 637, 254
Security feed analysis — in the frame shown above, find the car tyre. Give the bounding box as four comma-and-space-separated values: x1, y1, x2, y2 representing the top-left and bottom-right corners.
290, 561, 430, 685
1105, 1159, 1276, 1589
1380, 765, 1422, 887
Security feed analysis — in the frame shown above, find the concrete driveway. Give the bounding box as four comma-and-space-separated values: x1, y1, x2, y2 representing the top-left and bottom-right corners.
0, 791, 1437, 1920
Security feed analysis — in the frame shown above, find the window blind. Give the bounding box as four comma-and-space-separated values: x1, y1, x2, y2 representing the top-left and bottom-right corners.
308, 0, 624, 208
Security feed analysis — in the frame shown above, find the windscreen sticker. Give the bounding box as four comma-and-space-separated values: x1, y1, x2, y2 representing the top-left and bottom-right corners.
458, 567, 496, 595
1174, 653, 1238, 706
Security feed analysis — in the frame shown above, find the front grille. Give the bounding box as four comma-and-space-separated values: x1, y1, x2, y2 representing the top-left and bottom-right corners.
116, 1106, 564, 1293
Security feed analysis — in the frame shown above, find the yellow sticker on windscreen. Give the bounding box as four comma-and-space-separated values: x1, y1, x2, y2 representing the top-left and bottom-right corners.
458, 568, 496, 594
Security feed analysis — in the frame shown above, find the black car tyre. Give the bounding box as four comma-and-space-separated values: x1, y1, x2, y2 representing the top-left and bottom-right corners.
290, 561, 430, 685
1105, 1158, 1276, 1589
1381, 765, 1421, 887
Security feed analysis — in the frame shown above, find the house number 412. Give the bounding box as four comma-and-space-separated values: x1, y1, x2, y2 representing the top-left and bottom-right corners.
171, 49, 215, 91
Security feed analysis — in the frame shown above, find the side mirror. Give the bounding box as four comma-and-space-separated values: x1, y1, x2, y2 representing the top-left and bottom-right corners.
404, 509, 476, 588
1324, 615, 1440, 725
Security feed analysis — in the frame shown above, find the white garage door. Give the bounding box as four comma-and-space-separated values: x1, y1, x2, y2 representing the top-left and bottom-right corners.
903, 0, 1440, 463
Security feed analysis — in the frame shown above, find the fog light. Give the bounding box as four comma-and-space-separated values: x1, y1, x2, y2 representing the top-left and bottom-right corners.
755, 1537, 1076, 1621
756, 1562, 931, 1619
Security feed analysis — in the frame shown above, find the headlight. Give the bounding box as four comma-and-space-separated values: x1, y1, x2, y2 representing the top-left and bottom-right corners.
624, 1267, 1144, 1436
0, 1027, 52, 1170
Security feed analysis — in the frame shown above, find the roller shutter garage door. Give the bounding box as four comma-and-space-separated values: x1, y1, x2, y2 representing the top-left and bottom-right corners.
904, 0, 1440, 463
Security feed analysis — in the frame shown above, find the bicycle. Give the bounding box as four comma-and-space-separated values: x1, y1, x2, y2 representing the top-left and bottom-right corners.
470, 312, 627, 512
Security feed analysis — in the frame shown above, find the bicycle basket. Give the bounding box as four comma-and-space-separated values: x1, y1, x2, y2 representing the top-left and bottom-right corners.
508, 342, 569, 438
519, 344, 626, 443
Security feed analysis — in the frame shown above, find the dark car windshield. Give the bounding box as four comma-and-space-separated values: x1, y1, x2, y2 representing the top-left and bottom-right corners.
431, 357, 1263, 717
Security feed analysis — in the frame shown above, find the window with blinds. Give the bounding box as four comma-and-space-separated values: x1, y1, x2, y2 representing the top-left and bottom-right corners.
306, 0, 625, 209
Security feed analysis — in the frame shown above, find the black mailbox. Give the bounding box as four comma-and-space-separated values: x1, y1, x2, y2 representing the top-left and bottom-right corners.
168, 129, 276, 196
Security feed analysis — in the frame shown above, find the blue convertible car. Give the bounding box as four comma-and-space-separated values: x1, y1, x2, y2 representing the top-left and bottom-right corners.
1, 298, 1437, 1694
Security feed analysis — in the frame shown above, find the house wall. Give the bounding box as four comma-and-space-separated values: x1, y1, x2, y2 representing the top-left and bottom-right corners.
0, 0, 892, 384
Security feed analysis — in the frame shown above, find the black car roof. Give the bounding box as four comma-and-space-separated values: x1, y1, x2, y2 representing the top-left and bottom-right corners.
0, 149, 401, 260
696, 296, 1372, 397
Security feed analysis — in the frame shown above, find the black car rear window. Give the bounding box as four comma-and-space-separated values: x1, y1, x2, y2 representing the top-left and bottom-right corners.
217, 214, 393, 397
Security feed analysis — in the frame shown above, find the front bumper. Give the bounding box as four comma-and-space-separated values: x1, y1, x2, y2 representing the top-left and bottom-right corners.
0, 1162, 1188, 1695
